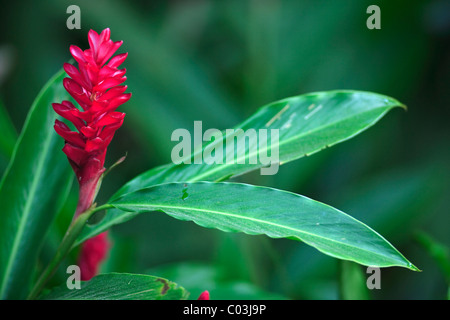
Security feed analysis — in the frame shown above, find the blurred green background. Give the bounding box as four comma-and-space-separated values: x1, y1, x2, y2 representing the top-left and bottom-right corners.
0, 0, 449, 299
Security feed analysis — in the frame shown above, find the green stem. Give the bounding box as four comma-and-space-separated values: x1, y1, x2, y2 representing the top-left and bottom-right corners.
27, 204, 111, 300
338, 260, 370, 300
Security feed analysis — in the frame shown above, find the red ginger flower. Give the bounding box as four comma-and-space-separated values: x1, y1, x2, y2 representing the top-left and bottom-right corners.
54, 29, 130, 281
53, 28, 131, 216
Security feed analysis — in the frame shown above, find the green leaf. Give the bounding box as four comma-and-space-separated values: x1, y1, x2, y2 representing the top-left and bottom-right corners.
94, 182, 417, 270
0, 69, 73, 299
77, 91, 404, 245
114, 90, 405, 196
40, 273, 189, 300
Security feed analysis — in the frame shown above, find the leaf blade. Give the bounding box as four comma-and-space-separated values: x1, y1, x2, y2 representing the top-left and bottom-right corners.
103, 182, 417, 270
77, 91, 404, 246
0, 69, 73, 299
115, 90, 405, 197
40, 273, 189, 300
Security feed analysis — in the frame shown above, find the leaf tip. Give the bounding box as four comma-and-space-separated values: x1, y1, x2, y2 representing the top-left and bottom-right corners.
405, 261, 421, 272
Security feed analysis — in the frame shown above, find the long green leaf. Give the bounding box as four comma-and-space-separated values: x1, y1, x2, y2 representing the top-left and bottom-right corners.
0, 69, 73, 299
40, 273, 189, 300
97, 182, 417, 270
114, 90, 405, 196
76, 91, 404, 245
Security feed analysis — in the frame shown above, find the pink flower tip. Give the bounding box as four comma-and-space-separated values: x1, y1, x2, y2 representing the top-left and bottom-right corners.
197, 290, 210, 300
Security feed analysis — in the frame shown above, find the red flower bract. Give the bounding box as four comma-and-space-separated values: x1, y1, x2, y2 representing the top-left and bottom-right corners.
78, 231, 110, 281
53, 28, 131, 216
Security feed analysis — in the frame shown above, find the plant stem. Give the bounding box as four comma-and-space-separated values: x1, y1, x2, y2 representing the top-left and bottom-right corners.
27, 204, 110, 300
338, 260, 370, 300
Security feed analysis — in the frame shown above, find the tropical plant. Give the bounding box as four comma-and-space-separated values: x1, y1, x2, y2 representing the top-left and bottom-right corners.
0, 28, 420, 301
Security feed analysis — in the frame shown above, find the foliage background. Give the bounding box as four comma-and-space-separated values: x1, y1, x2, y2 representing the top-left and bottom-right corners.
0, 0, 448, 299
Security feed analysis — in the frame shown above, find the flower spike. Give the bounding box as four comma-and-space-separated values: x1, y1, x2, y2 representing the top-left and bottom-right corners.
53, 28, 130, 281
53, 28, 131, 217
